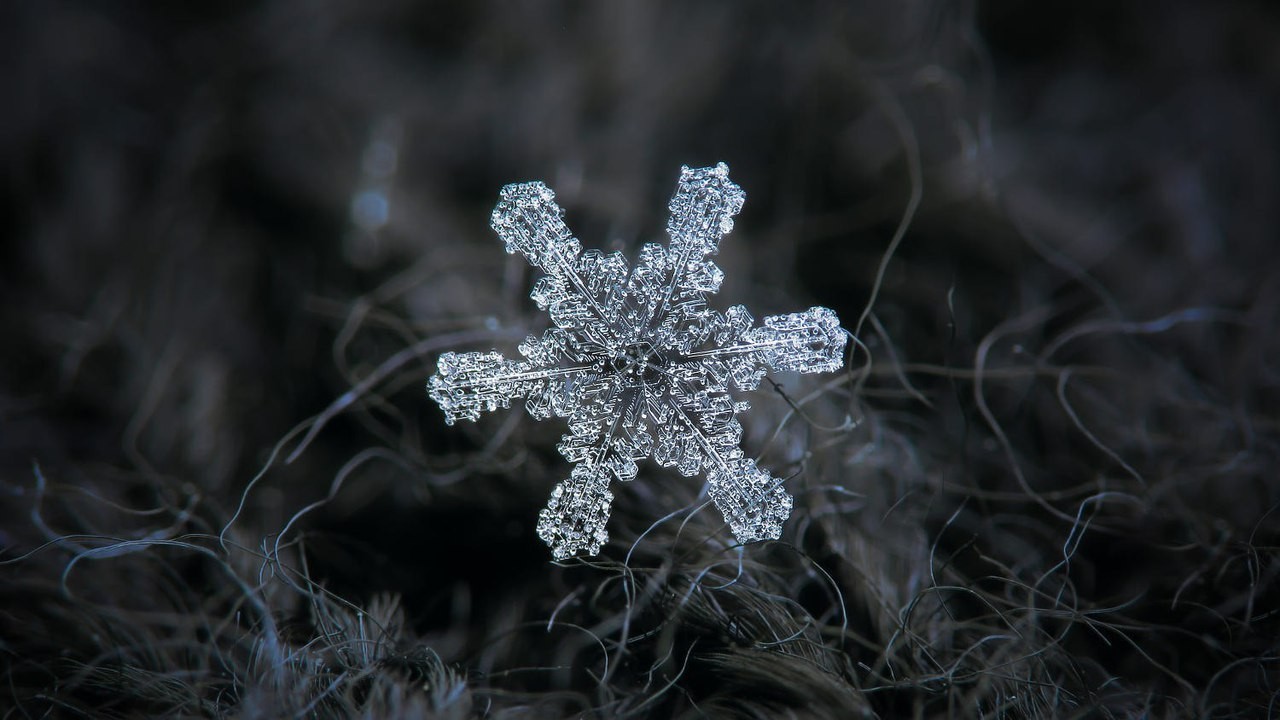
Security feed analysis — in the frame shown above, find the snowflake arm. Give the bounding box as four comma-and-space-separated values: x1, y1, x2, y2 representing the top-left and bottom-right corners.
427, 350, 587, 425
539, 377, 656, 558
492, 182, 632, 349
536, 380, 621, 559
657, 360, 794, 543
665, 162, 744, 271
690, 305, 848, 390
631, 163, 743, 350
429, 163, 848, 559
430, 325, 618, 427
537, 462, 615, 560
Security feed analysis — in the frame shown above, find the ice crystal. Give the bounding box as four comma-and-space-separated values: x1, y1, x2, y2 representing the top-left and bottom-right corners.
429, 163, 847, 559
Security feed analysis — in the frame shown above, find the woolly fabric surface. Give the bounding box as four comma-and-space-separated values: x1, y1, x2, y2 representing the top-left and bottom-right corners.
2, 1, 1278, 717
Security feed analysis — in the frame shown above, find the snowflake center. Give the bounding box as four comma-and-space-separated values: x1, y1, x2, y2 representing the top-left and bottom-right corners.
611, 341, 663, 383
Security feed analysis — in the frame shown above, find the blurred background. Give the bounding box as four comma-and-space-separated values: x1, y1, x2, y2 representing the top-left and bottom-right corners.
2, 1, 1278, 717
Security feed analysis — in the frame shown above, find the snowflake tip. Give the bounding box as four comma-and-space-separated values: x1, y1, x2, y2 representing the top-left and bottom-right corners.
668, 164, 746, 254
537, 463, 614, 560
490, 181, 580, 269
749, 306, 848, 375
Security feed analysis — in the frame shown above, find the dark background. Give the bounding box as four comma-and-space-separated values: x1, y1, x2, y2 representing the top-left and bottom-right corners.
2, 1, 1278, 717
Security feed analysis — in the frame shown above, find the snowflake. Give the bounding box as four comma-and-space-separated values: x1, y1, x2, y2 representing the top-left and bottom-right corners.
429, 163, 846, 559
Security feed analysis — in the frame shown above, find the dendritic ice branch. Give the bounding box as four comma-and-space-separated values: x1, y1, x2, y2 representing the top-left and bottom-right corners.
429, 163, 847, 559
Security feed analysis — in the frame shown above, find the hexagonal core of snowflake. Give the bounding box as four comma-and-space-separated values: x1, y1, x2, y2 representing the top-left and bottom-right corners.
610, 342, 663, 383
428, 162, 847, 559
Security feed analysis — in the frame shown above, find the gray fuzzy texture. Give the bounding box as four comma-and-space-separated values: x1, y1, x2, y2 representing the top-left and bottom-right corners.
2, 1, 1278, 717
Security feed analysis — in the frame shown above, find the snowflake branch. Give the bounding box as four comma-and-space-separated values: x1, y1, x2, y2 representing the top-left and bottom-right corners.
688, 307, 846, 374
428, 350, 595, 425
641, 163, 744, 337
492, 182, 635, 342
537, 462, 614, 560
667, 396, 792, 544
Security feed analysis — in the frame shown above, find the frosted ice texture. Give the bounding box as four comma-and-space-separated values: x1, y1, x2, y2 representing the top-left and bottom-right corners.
428, 163, 846, 559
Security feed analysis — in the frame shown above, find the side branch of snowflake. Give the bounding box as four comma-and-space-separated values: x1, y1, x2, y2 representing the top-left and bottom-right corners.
429, 163, 847, 559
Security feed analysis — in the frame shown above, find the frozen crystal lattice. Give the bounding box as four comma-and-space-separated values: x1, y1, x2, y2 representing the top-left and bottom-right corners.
428, 163, 847, 559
